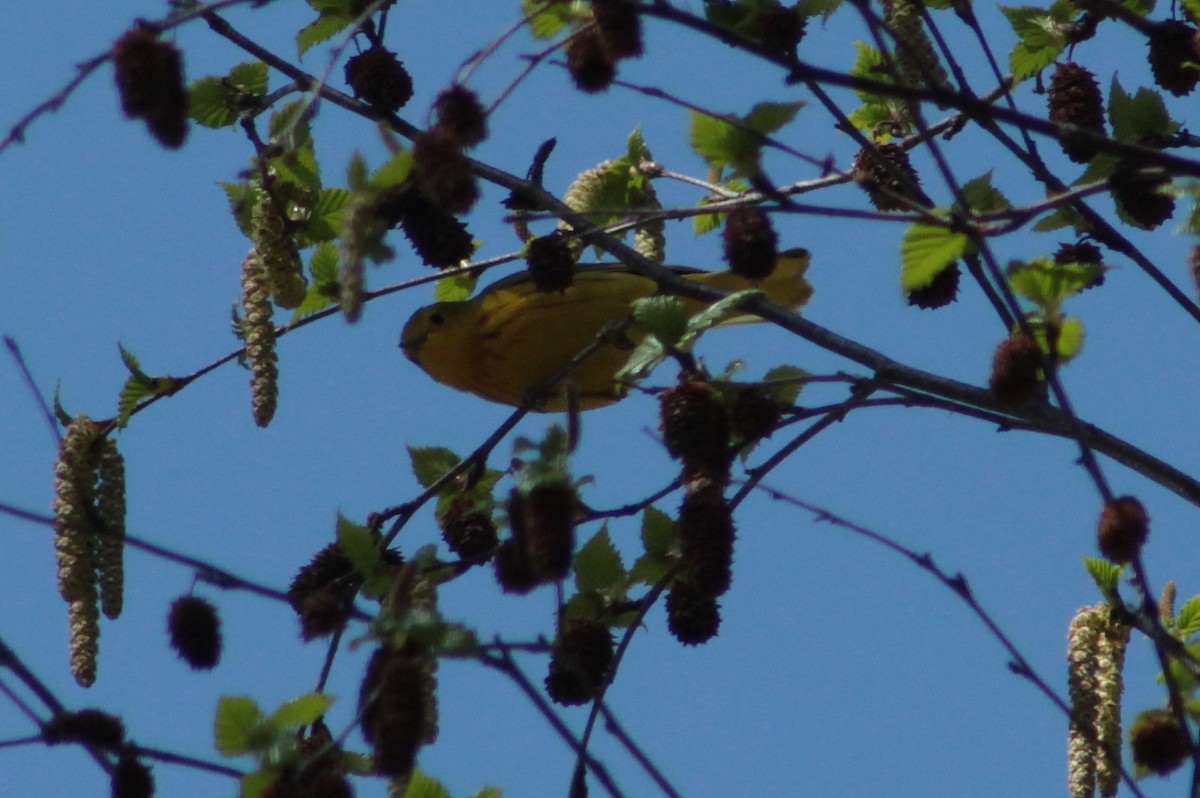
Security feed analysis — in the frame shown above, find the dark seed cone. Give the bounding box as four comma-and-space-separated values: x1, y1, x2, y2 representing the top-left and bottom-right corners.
1131, 709, 1190, 775
287, 543, 360, 639
493, 538, 541, 594
517, 484, 577, 582
43, 709, 126, 750
666, 578, 721, 646
544, 618, 616, 706
723, 205, 778, 282
1054, 241, 1105, 289
526, 232, 577, 293
678, 479, 736, 596
344, 47, 414, 112
906, 262, 960, 309
167, 596, 222, 670
381, 186, 475, 267
359, 646, 435, 777
853, 143, 931, 211
659, 379, 732, 472
439, 498, 499, 561
112, 751, 155, 798
112, 26, 188, 149
567, 27, 617, 93
413, 130, 479, 215
1148, 21, 1200, 97
989, 334, 1043, 405
1110, 159, 1175, 230
729, 385, 785, 443
1097, 495, 1148, 565
592, 0, 644, 60
433, 85, 488, 147
1048, 62, 1107, 163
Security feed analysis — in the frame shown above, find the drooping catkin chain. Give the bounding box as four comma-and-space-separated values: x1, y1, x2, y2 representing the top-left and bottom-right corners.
52, 415, 129, 687
1067, 603, 1129, 798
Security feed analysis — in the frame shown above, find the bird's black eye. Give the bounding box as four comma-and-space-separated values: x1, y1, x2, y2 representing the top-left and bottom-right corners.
429, 312, 446, 325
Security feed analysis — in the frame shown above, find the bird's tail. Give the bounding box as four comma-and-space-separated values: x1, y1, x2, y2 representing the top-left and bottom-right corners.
687, 247, 813, 323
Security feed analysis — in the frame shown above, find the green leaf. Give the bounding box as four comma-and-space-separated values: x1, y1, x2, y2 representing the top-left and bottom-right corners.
522, 0, 584, 38
1109, 76, 1177, 143
1177, 595, 1200, 638
240, 769, 277, 798
689, 102, 803, 177
267, 693, 334, 729
574, 528, 626, 593
899, 223, 969, 291
402, 769, 452, 798
1053, 316, 1085, 361
682, 290, 763, 341
228, 61, 269, 95
1006, 257, 1103, 308
435, 271, 479, 302
222, 181, 256, 239
633, 295, 689, 348
1000, 4, 1071, 82
188, 77, 240, 129
615, 335, 667, 386
762, 364, 809, 405
409, 445, 462, 489
336, 513, 381, 584
797, 0, 843, 18
371, 149, 415, 189
296, 187, 350, 245
958, 172, 1012, 214
642, 506, 677, 556
472, 788, 504, 798
1184, 0, 1200, 23
297, 11, 354, 56
214, 696, 264, 756
292, 244, 340, 320
339, 751, 375, 775
1083, 556, 1122, 597
1032, 203, 1086, 233
563, 589, 607, 622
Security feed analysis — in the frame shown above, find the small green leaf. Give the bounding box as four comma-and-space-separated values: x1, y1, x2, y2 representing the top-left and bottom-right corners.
472, 788, 504, 798
402, 769, 452, 798
1177, 595, 1200, 638
214, 696, 264, 756
615, 335, 667, 385
371, 150, 415, 188
1083, 556, 1122, 597
435, 271, 479, 302
267, 693, 334, 729
188, 77, 240, 129
337, 513, 381, 584
297, 11, 353, 56
1006, 257, 1102, 308
633, 295, 689, 348
689, 102, 803, 177
1032, 203, 1086, 233
574, 528, 626, 593
683, 290, 762, 340
240, 769, 278, 798
339, 751, 375, 775
1053, 316, 1085, 361
1109, 76, 1177, 143
1183, 0, 1200, 22
641, 506, 677, 556
900, 223, 969, 291
409, 445, 462, 489
522, 0, 584, 38
228, 61, 269, 96
797, 0, 843, 18
222, 181, 256, 239
1001, 4, 1069, 82
563, 589, 607, 622
958, 172, 1012, 214
761, 364, 809, 405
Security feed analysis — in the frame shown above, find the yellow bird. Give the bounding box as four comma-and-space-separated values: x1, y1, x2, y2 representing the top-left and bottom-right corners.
399, 248, 812, 411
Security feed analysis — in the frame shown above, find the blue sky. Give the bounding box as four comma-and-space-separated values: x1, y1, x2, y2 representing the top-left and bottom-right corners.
3, 2, 1200, 797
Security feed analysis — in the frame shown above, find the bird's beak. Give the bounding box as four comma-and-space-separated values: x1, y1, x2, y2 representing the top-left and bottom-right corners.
398, 332, 426, 362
